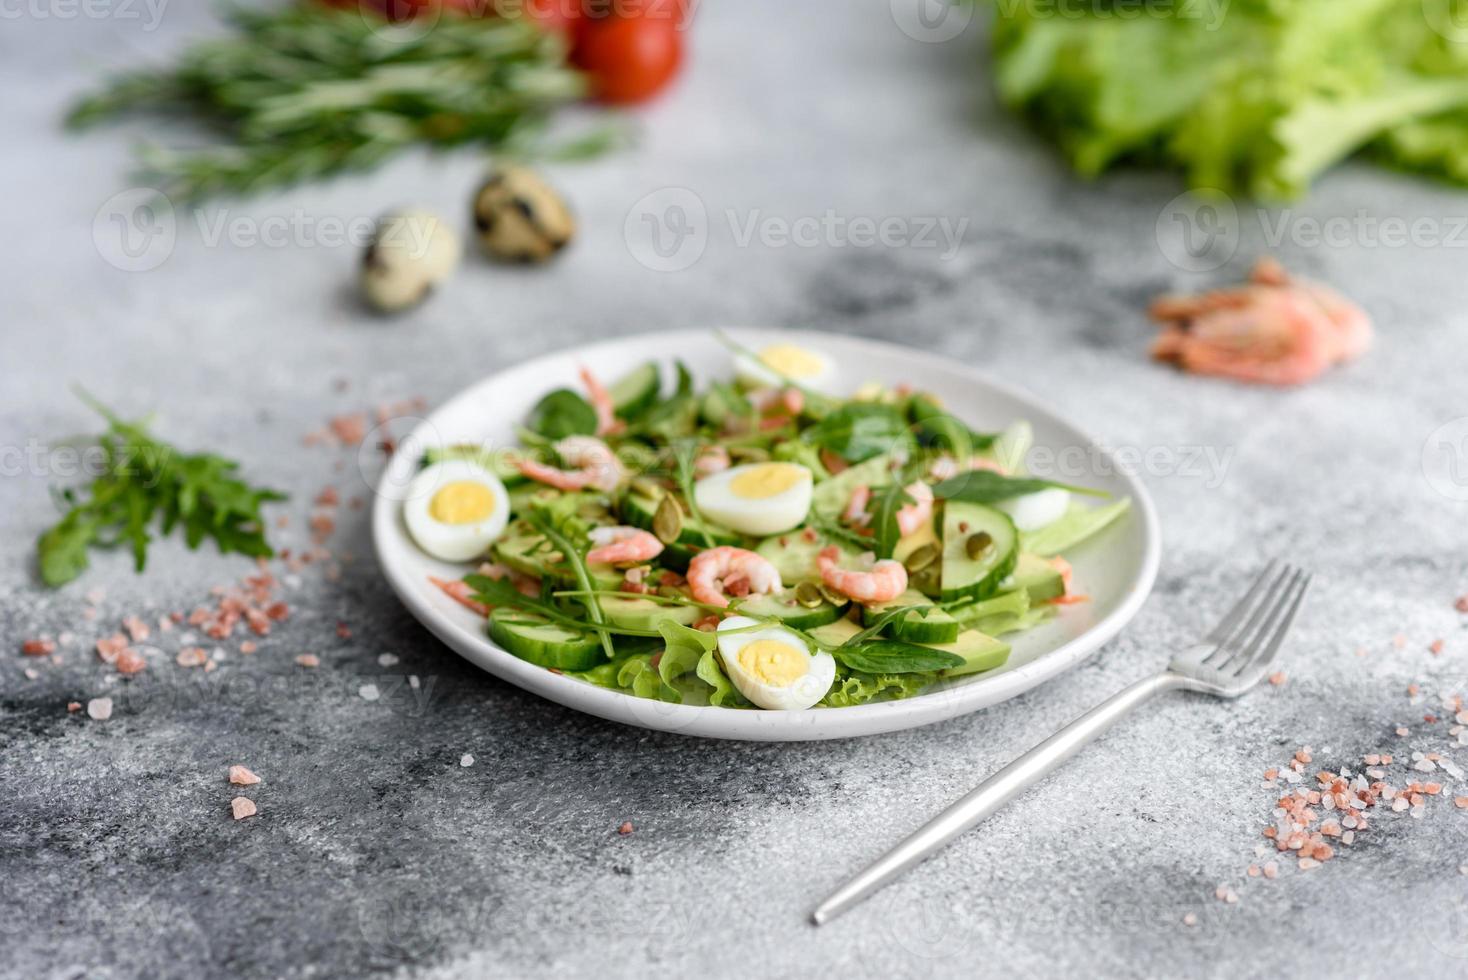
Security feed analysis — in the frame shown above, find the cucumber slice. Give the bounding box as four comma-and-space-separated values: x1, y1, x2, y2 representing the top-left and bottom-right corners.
862, 589, 960, 645
754, 532, 857, 583
940, 501, 1018, 603
936, 629, 1011, 678
622, 493, 741, 548
1005, 552, 1064, 603
807, 617, 862, 647
488, 610, 605, 670
598, 595, 698, 631
424, 444, 526, 485
608, 362, 660, 419
733, 589, 845, 630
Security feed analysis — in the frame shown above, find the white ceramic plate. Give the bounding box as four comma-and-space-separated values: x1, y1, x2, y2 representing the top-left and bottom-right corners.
372, 329, 1159, 741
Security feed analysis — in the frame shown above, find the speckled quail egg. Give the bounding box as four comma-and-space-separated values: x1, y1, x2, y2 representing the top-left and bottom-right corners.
361, 208, 461, 313
471, 166, 575, 263
403, 459, 511, 562
716, 616, 835, 710
693, 461, 813, 536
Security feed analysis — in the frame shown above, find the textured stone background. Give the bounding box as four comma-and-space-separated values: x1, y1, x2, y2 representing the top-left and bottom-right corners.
5, 3, 1468, 978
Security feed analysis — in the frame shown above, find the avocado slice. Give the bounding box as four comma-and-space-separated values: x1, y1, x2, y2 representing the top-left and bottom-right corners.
936, 629, 1012, 678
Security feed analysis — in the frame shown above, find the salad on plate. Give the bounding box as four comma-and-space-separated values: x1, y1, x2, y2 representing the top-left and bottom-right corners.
404, 336, 1130, 711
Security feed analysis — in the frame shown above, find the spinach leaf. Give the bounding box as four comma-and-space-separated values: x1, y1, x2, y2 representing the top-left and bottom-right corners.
526, 388, 598, 441
931, 470, 1105, 504
801, 402, 912, 463
834, 640, 964, 674
906, 393, 994, 456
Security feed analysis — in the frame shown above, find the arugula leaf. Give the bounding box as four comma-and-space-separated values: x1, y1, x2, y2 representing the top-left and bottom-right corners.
869, 482, 912, 560
526, 388, 598, 441
697, 649, 749, 707
670, 436, 716, 549
801, 403, 912, 463
931, 470, 1105, 505
36, 392, 284, 587
521, 506, 616, 662
834, 641, 964, 675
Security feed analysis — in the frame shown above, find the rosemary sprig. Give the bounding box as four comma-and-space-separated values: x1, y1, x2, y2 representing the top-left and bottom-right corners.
66, 5, 589, 202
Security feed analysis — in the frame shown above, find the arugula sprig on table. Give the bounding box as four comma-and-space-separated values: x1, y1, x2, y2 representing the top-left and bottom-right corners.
37, 392, 285, 587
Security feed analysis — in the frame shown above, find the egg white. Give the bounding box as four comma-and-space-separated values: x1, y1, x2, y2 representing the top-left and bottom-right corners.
716, 616, 835, 710
734, 344, 835, 392
403, 459, 511, 562
694, 462, 813, 536
996, 487, 1070, 531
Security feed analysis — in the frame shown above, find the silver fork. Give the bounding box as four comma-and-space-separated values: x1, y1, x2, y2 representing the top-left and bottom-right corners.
812, 561, 1311, 926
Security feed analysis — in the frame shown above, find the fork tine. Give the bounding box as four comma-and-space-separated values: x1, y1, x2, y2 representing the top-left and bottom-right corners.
1231, 571, 1311, 679
1201, 559, 1280, 648
1202, 561, 1289, 664
1216, 568, 1306, 676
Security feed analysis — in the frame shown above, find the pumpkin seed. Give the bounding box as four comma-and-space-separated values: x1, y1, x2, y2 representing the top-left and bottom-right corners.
903, 543, 941, 573
965, 531, 993, 560
818, 584, 847, 607
794, 581, 825, 608
652, 495, 683, 544
630, 476, 665, 500
728, 445, 770, 463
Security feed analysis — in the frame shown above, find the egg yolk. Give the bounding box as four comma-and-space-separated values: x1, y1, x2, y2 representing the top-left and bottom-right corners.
429, 481, 496, 524
738, 639, 807, 688
729, 463, 803, 500
759, 344, 824, 379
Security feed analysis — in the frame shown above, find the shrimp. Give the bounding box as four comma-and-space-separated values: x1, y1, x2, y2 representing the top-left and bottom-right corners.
687, 546, 783, 609
895, 481, 933, 536
928, 455, 1007, 482
843, 485, 872, 525
1149, 257, 1372, 386
585, 526, 665, 565
694, 445, 731, 477
580, 367, 621, 436
429, 576, 491, 617
429, 561, 539, 616
816, 546, 908, 603
517, 436, 625, 492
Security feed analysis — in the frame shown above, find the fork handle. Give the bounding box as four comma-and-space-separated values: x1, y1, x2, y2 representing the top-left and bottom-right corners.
812, 671, 1188, 925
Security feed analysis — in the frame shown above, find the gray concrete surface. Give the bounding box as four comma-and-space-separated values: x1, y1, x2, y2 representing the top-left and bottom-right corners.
5, 3, 1468, 978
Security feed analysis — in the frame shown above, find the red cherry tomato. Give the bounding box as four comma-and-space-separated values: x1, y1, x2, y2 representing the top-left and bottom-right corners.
573, 13, 684, 104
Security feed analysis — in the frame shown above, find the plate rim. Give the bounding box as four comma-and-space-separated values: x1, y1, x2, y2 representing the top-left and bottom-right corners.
371, 327, 1160, 741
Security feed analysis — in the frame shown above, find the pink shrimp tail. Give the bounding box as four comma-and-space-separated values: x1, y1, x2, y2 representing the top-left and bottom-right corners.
430, 576, 491, 617
895, 481, 933, 536
580, 366, 622, 436
844, 485, 872, 525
